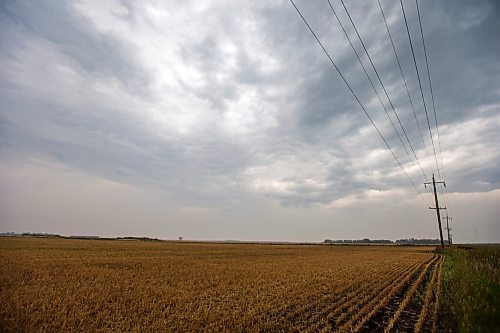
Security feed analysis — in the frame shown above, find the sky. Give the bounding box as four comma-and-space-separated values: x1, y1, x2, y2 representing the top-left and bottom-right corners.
0, 0, 499, 243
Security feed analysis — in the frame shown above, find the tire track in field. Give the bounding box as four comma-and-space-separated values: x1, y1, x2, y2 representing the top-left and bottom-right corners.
349, 258, 431, 332
257, 274, 367, 331
315, 260, 423, 333
299, 263, 411, 332
431, 255, 444, 333
354, 254, 440, 333
251, 256, 425, 332
415, 255, 443, 333
258, 262, 399, 330
343, 254, 438, 332
296, 264, 403, 322
384, 254, 440, 332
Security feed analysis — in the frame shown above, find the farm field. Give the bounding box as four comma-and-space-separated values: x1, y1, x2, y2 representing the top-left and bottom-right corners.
0, 238, 442, 332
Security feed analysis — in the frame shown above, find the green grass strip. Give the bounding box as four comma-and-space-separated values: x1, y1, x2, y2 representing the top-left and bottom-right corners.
441, 245, 500, 332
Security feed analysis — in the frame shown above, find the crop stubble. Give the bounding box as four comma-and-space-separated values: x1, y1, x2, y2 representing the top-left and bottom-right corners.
0, 238, 441, 332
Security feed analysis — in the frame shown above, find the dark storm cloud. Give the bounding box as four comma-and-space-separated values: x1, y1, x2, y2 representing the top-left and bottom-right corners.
372, 0, 500, 128
270, 0, 500, 200
0, 0, 499, 211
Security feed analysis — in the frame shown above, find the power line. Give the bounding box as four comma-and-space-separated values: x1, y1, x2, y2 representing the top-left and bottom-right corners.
339, 0, 428, 183
400, 0, 442, 182
289, 0, 425, 201
414, 0, 451, 213
415, 0, 445, 182
325, 0, 421, 185
377, 0, 434, 200
377, 0, 430, 172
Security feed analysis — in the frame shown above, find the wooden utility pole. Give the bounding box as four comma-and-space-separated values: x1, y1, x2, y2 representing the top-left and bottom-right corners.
443, 215, 453, 246
425, 174, 446, 247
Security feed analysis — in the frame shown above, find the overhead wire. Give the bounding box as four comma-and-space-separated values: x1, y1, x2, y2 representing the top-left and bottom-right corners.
325, 0, 421, 184
400, 0, 442, 183
414, 0, 451, 212
415, 0, 445, 181
339, 0, 428, 184
289, 0, 427, 204
377, 0, 433, 198
377, 0, 430, 175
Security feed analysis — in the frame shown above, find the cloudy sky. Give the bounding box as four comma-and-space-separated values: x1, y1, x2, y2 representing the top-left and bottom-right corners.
1, 0, 499, 243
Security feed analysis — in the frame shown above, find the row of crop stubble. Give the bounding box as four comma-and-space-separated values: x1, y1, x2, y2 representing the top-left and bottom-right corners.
0, 237, 441, 332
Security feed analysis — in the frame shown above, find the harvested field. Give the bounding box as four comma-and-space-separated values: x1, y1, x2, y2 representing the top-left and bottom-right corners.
0, 238, 442, 332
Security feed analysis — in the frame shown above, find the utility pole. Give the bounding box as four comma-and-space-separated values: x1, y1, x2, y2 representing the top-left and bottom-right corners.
425, 174, 446, 247
443, 215, 453, 246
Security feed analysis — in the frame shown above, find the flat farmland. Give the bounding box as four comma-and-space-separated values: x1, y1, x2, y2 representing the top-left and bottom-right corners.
0, 238, 442, 332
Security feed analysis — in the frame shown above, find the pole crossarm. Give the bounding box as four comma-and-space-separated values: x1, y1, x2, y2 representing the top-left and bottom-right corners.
425, 181, 446, 186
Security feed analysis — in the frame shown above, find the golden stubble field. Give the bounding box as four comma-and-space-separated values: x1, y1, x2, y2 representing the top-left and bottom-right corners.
0, 237, 442, 332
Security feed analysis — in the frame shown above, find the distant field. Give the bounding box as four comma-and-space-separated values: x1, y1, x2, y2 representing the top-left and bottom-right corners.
0, 238, 442, 332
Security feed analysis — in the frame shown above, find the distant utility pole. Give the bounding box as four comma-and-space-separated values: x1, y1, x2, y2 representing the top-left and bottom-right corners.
443, 215, 453, 246
425, 174, 446, 247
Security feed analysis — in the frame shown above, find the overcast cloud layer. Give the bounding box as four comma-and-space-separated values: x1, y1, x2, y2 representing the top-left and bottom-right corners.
1, 0, 499, 243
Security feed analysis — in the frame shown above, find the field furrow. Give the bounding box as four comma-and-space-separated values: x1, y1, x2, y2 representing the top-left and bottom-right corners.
384, 254, 439, 332
287, 266, 397, 326
431, 255, 445, 333
415, 254, 442, 333
352, 255, 438, 332
302, 269, 401, 331
315, 260, 422, 333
